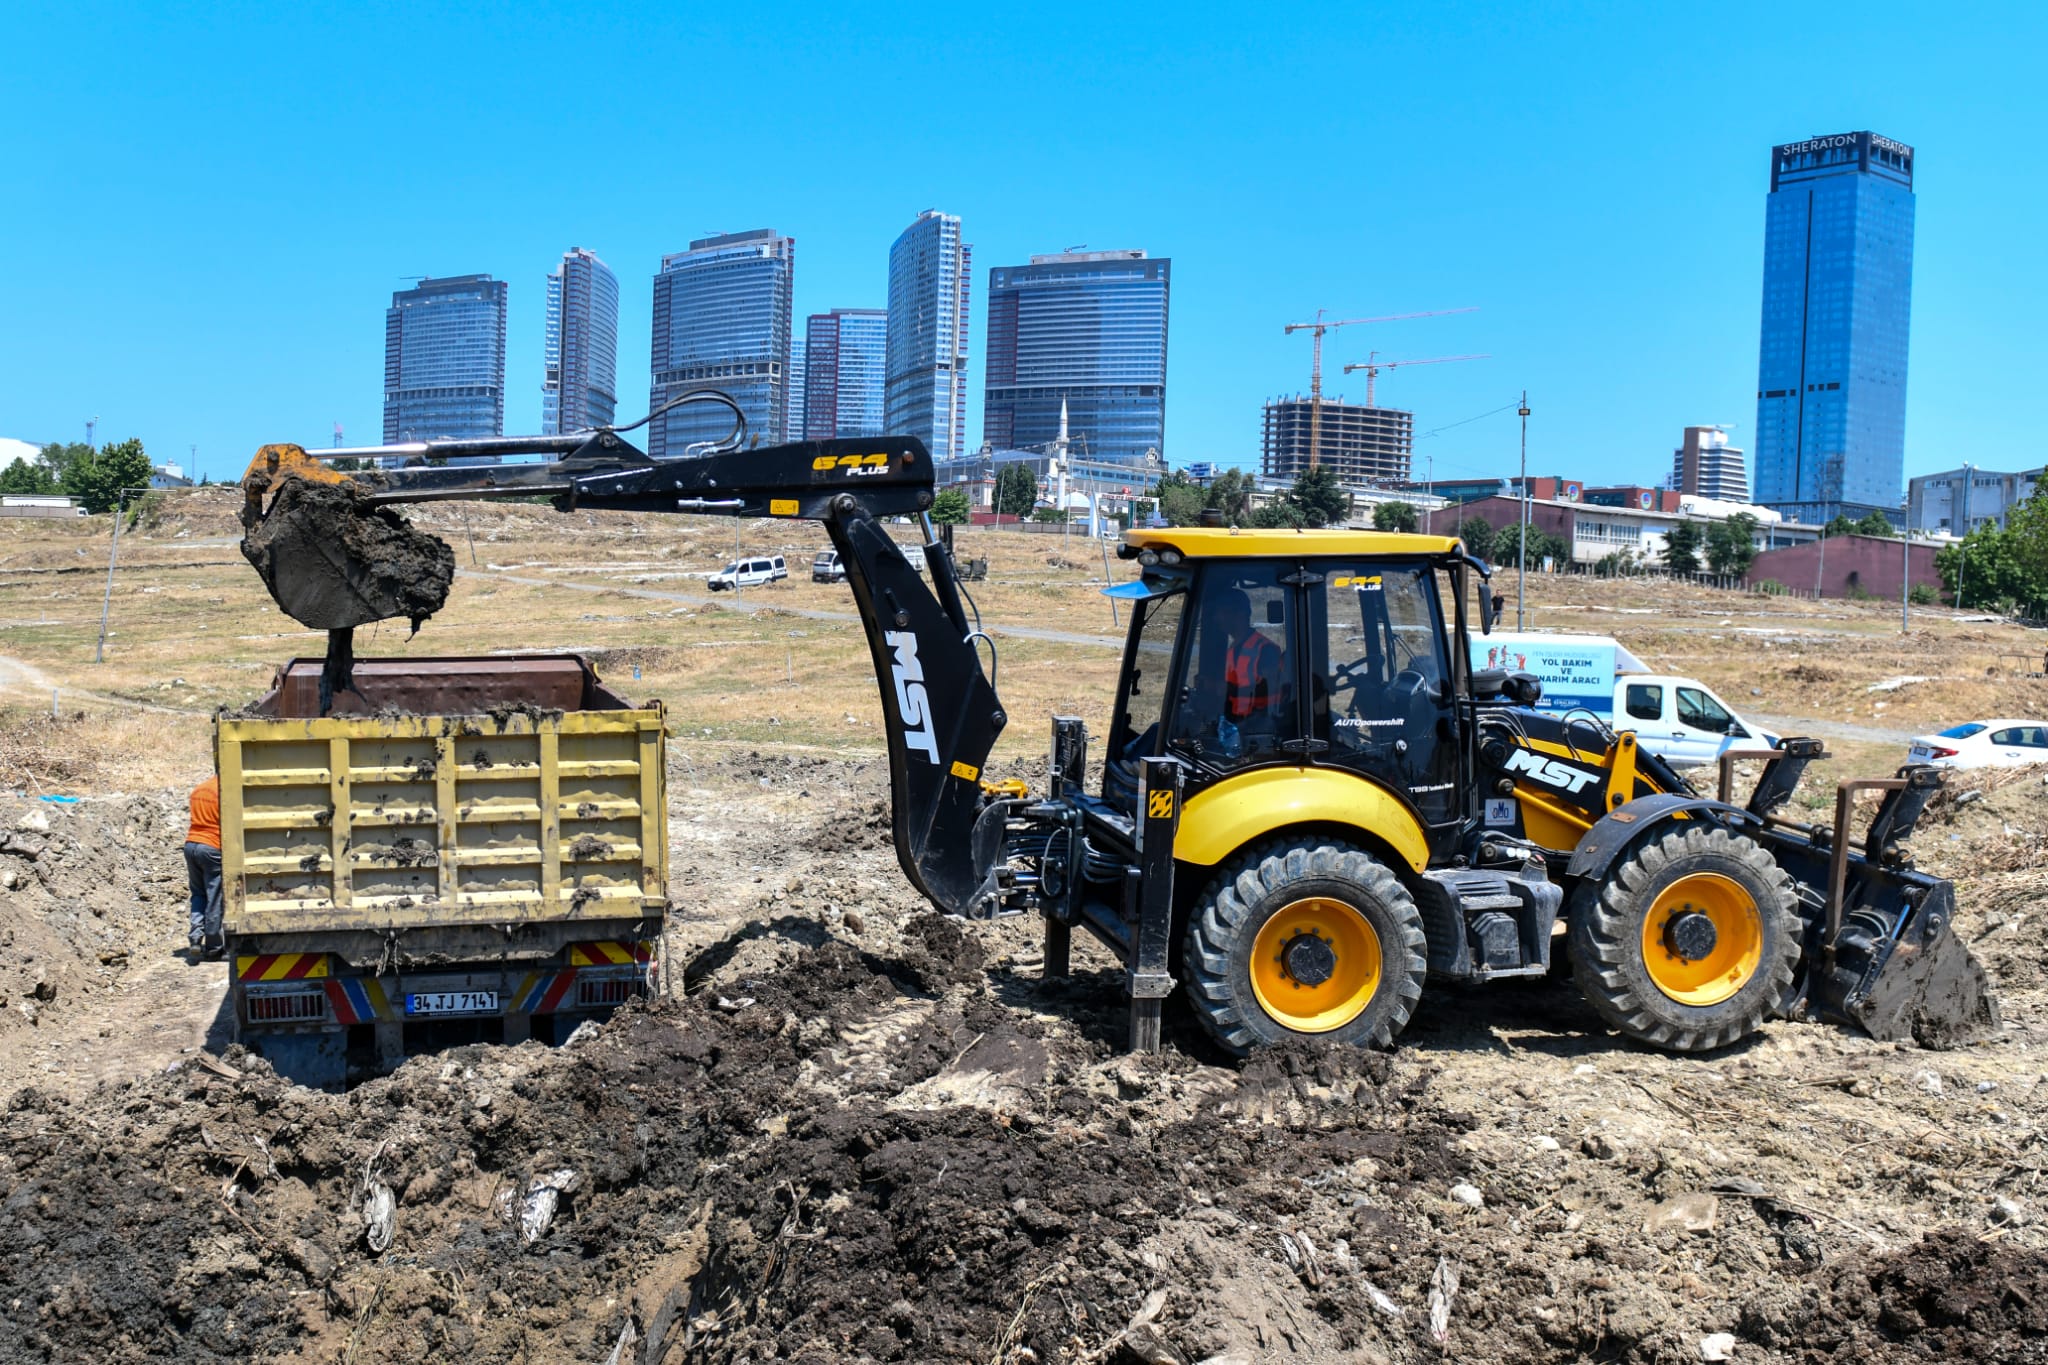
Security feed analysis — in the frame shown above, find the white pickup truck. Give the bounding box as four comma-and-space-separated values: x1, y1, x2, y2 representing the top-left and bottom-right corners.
1471, 631, 1778, 768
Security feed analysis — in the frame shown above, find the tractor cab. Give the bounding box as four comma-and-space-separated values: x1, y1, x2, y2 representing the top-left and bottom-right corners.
1104, 528, 1477, 839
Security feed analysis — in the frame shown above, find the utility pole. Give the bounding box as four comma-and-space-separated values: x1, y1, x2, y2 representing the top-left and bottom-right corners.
95, 487, 134, 663
1516, 392, 1531, 630
1955, 464, 1973, 609
1901, 503, 1912, 634
86, 415, 99, 451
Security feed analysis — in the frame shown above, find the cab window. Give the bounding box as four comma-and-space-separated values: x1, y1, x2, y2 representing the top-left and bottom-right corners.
1109, 589, 1184, 763
1625, 684, 1663, 722
1676, 687, 1734, 735
1170, 563, 1295, 770
1314, 562, 1457, 822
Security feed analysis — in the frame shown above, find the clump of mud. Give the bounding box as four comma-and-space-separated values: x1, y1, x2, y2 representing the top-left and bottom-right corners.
240, 477, 454, 631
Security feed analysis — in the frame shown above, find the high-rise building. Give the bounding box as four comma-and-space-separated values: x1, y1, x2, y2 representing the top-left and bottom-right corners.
984, 250, 1170, 466
649, 229, 795, 456
1753, 131, 1916, 523
885, 211, 971, 459
1260, 398, 1410, 486
383, 274, 508, 443
542, 247, 619, 435
805, 309, 889, 440
788, 319, 806, 444
1668, 426, 1750, 502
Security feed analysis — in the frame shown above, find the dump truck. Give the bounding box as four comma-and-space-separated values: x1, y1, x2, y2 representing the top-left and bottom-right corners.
233, 407, 1996, 1059
218, 653, 667, 1087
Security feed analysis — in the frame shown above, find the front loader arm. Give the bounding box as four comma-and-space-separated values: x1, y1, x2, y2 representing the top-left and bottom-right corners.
241, 431, 1011, 917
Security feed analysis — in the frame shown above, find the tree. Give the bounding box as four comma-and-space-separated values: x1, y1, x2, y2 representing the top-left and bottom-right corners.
1821, 514, 1859, 540
1371, 500, 1418, 533
1151, 469, 1205, 527
1937, 513, 2048, 615
1204, 469, 1255, 527
930, 488, 970, 524
994, 463, 1039, 519
1662, 520, 1702, 574
1457, 516, 1497, 562
1288, 465, 1350, 527
61, 438, 153, 515
1494, 521, 1567, 569
0, 457, 57, 495
38, 443, 93, 490
1249, 500, 1306, 528
1852, 509, 1896, 537
1705, 512, 1759, 577
2002, 487, 2048, 589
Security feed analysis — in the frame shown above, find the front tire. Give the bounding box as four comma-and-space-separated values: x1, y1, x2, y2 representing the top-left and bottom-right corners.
1184, 838, 1428, 1056
1569, 825, 1799, 1052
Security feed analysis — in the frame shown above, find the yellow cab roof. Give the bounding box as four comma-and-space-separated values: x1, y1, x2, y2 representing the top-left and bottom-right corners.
1123, 526, 1463, 559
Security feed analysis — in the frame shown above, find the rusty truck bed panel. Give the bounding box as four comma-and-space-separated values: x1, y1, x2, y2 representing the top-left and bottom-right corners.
254, 653, 635, 719
219, 693, 667, 938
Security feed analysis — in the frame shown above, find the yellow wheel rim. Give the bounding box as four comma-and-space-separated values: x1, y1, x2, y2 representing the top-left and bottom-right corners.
1249, 897, 1383, 1033
1640, 872, 1762, 1006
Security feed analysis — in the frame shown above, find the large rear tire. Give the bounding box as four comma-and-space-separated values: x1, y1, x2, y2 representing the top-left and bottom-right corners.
1184, 838, 1428, 1056
1569, 825, 1799, 1052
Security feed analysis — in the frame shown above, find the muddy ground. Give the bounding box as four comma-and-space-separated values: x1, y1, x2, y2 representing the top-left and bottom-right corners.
2, 749, 2047, 1363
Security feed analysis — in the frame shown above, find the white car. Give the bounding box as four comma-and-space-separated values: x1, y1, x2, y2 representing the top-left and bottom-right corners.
1907, 719, 2048, 770
707, 555, 787, 591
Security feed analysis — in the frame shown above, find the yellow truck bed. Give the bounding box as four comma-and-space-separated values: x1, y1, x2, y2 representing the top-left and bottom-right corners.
219, 707, 667, 937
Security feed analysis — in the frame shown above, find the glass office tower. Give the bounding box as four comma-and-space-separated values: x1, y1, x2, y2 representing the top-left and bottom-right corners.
983, 250, 1170, 466
1753, 131, 1915, 522
805, 309, 889, 439
383, 275, 508, 442
885, 211, 971, 459
542, 247, 619, 435
649, 230, 795, 456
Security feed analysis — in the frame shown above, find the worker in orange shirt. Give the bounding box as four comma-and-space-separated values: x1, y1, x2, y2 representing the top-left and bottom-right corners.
184, 774, 224, 960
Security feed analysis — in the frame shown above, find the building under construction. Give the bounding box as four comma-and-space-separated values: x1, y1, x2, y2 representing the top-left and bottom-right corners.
1261, 397, 1413, 486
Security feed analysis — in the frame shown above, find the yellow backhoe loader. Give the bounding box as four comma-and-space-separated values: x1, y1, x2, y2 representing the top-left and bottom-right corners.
235, 403, 1997, 1057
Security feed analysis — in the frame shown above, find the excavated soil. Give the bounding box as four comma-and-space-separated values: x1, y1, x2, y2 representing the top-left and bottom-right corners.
2, 753, 2047, 1363
240, 479, 454, 632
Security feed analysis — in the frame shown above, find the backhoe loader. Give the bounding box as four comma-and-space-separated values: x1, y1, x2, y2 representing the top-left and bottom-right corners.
234, 407, 1998, 1057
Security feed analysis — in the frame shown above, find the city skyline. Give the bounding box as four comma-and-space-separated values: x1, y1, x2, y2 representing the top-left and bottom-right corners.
648, 229, 795, 456
1753, 131, 1916, 521
984, 250, 1170, 466
885, 211, 972, 461
804, 308, 889, 441
382, 274, 507, 443
11, 9, 2038, 487
542, 247, 620, 435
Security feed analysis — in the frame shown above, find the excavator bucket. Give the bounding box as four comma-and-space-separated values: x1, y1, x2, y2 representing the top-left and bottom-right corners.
238, 444, 454, 632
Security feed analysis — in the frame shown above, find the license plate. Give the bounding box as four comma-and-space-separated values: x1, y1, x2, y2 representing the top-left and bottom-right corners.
405, 990, 498, 1016
1908, 745, 1931, 761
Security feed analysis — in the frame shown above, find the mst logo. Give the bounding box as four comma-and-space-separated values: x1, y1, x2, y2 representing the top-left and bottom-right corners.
1503, 746, 1600, 795
885, 630, 941, 764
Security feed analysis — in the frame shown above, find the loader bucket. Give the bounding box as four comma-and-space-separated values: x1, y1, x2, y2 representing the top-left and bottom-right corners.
1813, 881, 2001, 1048
239, 444, 454, 632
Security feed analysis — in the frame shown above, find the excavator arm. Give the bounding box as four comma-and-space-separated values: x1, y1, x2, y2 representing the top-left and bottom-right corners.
240, 428, 1011, 918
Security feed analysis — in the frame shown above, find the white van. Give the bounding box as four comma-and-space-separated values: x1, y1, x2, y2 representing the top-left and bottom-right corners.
1471, 631, 1777, 768
708, 555, 787, 591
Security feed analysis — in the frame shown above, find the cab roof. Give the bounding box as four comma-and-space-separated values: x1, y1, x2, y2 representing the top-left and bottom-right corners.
1123, 526, 1463, 559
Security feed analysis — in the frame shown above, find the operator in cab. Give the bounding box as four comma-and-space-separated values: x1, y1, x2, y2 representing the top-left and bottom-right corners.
1180, 588, 1287, 759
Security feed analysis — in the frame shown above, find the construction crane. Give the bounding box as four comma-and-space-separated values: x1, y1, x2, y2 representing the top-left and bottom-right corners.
1341, 352, 1491, 407
1284, 309, 1476, 469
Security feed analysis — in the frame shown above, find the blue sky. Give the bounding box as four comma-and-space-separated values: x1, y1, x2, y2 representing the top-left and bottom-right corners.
7, 2, 2044, 488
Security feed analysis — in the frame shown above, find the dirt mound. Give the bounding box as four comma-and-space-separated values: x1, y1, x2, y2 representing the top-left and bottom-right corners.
0, 793, 182, 1041
240, 478, 454, 631
0, 928, 1481, 1364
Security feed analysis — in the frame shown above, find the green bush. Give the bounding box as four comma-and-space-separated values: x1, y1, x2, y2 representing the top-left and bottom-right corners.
1754, 578, 1786, 596
1909, 583, 1936, 605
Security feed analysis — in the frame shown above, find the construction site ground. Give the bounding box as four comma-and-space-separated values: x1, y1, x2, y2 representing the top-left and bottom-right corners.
3, 490, 2047, 1364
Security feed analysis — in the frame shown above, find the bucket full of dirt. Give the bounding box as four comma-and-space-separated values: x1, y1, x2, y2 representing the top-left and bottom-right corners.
240, 458, 455, 632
